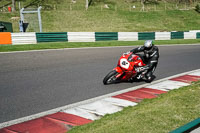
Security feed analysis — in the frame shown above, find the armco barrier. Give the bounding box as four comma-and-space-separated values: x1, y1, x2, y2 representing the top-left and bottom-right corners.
184, 32, 197, 39
138, 32, 155, 40
0, 31, 199, 45
0, 32, 12, 45
11, 33, 37, 45
197, 32, 200, 39
171, 32, 184, 39
170, 118, 200, 133
190, 30, 200, 32
36, 32, 68, 42
95, 32, 118, 41
118, 32, 138, 41
68, 32, 95, 42
155, 32, 171, 40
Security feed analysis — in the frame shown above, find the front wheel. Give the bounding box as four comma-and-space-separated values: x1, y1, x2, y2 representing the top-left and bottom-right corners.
103, 70, 120, 85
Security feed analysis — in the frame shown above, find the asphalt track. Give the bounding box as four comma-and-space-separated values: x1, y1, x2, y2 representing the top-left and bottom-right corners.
0, 44, 200, 124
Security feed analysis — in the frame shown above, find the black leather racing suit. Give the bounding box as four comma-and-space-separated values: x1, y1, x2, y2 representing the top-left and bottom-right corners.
130, 45, 159, 82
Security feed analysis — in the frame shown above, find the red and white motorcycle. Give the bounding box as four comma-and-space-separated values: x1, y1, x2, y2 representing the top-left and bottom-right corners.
103, 51, 147, 85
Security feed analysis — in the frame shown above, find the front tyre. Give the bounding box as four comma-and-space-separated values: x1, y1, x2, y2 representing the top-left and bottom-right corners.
103, 70, 119, 85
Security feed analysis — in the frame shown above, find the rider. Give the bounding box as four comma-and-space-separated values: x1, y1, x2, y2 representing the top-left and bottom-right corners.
130, 40, 159, 82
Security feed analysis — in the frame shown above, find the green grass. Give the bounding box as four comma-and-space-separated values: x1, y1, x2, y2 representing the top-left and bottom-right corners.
38, 9, 200, 32
68, 81, 200, 133
0, 0, 200, 32
0, 39, 200, 52
117, 10, 200, 32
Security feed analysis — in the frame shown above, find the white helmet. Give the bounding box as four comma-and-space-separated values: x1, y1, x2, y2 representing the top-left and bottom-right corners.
144, 40, 153, 49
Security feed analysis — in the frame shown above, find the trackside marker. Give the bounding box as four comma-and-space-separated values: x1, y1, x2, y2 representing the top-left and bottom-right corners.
46, 112, 92, 126
146, 80, 190, 91
137, 88, 167, 95
102, 97, 137, 107
113, 94, 141, 103
63, 108, 100, 121
170, 75, 200, 83
113, 88, 160, 103
78, 100, 123, 116
62, 97, 137, 121
1, 112, 93, 133
0, 128, 17, 133
2, 117, 67, 133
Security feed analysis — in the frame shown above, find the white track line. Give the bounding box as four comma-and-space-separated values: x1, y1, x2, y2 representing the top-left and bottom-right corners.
0, 43, 199, 54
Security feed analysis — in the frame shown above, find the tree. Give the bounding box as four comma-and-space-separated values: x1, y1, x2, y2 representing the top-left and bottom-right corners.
141, 0, 145, 11
12, 0, 16, 12
85, 0, 93, 10
86, 0, 88, 10
176, 0, 194, 5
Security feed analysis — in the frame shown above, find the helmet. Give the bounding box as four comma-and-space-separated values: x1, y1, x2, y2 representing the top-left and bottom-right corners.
144, 40, 153, 50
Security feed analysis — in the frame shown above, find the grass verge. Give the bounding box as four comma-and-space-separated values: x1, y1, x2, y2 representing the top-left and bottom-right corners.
0, 39, 200, 52
68, 81, 200, 133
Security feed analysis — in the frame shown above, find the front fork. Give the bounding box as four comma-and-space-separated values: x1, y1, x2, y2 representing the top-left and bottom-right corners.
113, 66, 124, 78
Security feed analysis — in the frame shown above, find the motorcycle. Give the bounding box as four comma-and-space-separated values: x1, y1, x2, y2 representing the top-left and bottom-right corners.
103, 51, 147, 85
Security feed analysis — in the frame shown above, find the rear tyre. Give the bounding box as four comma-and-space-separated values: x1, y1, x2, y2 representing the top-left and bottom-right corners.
103, 70, 119, 85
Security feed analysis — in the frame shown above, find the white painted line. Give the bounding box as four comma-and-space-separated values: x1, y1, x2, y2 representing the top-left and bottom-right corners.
146, 80, 190, 91
188, 70, 200, 76
78, 100, 123, 116
0, 43, 199, 54
63, 107, 100, 121
1, 68, 200, 129
102, 97, 137, 107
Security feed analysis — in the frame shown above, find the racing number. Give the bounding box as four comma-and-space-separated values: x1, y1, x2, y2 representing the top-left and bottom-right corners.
120, 58, 130, 69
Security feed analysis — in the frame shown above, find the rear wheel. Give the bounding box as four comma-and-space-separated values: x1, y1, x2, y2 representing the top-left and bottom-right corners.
103, 70, 119, 85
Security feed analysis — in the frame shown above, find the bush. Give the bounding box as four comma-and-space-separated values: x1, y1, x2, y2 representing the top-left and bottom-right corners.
196, 3, 200, 13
